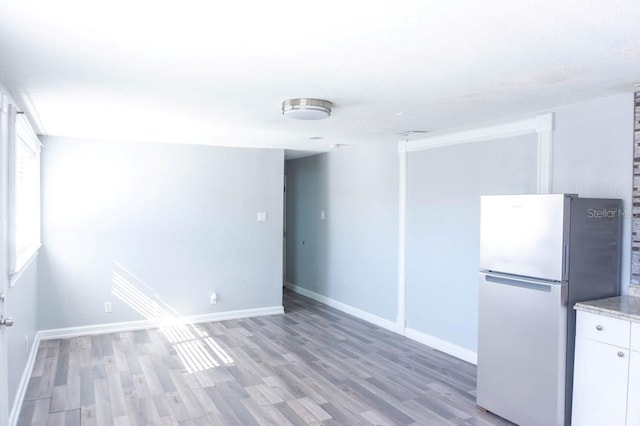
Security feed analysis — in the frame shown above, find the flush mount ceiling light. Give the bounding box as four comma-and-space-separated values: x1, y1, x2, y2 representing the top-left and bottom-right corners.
282, 98, 333, 120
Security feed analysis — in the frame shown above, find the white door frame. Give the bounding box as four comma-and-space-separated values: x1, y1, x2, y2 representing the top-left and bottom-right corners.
0, 92, 10, 425
283, 174, 287, 284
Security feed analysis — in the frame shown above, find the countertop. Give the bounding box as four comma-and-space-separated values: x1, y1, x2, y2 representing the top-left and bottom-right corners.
574, 284, 640, 323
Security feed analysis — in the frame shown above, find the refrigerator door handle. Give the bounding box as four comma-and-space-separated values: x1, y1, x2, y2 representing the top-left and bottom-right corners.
484, 272, 565, 293
563, 244, 569, 279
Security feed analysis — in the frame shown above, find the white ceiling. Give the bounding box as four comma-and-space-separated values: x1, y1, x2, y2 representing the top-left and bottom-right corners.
0, 1, 639, 159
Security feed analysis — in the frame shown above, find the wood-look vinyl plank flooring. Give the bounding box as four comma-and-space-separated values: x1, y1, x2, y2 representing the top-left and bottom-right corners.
18, 289, 513, 425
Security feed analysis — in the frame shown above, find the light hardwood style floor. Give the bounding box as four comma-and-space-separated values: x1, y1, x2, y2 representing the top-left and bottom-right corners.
18, 289, 512, 425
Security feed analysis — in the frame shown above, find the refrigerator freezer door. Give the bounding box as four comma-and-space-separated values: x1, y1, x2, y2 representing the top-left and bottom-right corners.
477, 273, 567, 426
479, 194, 570, 281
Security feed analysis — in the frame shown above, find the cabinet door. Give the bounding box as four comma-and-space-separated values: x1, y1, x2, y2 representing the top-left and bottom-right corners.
628, 351, 640, 426
572, 337, 629, 426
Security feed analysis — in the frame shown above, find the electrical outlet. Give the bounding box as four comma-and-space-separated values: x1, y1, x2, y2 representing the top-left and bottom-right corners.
210, 293, 217, 305
104, 301, 112, 313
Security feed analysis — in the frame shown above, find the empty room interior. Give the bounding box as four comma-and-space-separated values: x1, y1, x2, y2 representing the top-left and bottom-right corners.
1, 2, 640, 425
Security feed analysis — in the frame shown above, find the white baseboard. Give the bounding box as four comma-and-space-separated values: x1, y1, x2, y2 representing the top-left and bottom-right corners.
9, 332, 41, 426
38, 306, 284, 340
404, 327, 477, 365
8, 306, 283, 425
284, 282, 399, 333
285, 281, 477, 365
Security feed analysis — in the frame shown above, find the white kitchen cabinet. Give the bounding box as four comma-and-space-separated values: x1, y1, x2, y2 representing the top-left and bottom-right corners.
572, 311, 630, 426
627, 350, 640, 425
572, 336, 629, 425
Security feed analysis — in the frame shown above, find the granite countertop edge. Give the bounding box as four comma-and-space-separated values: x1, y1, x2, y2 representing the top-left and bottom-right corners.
574, 285, 640, 323
574, 298, 640, 323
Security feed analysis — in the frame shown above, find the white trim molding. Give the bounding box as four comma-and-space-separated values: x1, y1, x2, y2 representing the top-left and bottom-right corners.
396, 140, 408, 334
37, 306, 284, 341
405, 113, 554, 194
9, 334, 40, 426
391, 113, 555, 365
404, 327, 477, 365
284, 282, 479, 363
284, 282, 398, 333
536, 114, 554, 194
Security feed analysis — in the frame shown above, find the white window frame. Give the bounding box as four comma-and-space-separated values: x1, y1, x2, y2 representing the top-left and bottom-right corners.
8, 108, 41, 284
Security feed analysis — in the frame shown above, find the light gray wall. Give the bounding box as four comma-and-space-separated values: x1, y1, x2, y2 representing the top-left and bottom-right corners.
551, 93, 633, 293
6, 262, 38, 411
406, 135, 538, 351
286, 142, 399, 321
39, 136, 284, 329
284, 93, 633, 357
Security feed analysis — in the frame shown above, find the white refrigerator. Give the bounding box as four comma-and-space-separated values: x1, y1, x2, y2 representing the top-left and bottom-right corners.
476, 194, 622, 426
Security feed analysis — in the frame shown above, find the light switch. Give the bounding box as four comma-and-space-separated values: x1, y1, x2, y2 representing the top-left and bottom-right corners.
257, 212, 267, 222
320, 210, 325, 220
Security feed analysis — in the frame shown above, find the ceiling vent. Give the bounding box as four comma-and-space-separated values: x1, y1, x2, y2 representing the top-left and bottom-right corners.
397, 130, 429, 137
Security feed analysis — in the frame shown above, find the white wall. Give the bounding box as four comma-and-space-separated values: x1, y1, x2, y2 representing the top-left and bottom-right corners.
39, 136, 284, 329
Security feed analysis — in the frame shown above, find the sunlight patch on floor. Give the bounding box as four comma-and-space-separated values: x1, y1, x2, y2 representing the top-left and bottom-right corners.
111, 261, 233, 373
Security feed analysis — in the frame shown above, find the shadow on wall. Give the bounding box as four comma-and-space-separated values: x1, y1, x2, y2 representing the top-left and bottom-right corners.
111, 261, 233, 373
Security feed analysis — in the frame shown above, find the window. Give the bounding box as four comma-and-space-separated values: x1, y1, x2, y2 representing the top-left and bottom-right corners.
9, 111, 41, 278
